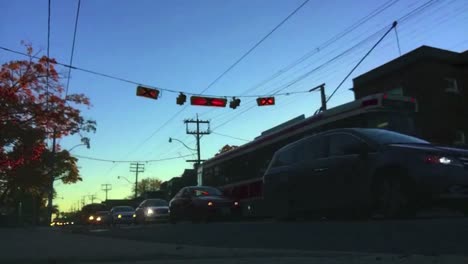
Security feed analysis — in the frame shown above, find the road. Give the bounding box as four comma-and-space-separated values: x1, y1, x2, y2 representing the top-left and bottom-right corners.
78, 216, 468, 256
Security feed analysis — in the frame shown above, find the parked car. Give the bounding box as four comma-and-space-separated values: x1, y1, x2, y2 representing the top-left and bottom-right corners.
169, 186, 239, 223
110, 206, 136, 225
263, 128, 468, 219
135, 199, 169, 224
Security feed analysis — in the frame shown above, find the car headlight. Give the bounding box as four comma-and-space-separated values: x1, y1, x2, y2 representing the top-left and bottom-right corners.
207, 201, 213, 207
71, 222, 74, 225
133, 214, 136, 218
96, 217, 102, 221
50, 222, 55, 226
89, 216, 94, 221
118, 214, 122, 219
147, 208, 154, 215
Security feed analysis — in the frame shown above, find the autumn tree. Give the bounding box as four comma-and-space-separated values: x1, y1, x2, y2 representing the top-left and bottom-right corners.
0, 43, 96, 218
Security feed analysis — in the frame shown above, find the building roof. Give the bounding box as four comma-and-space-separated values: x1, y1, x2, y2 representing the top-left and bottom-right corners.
353, 45, 467, 86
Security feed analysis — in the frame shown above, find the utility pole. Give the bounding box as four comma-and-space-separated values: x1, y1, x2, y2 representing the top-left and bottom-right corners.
184, 114, 210, 179
47, 128, 57, 224
101, 184, 112, 201
81, 196, 87, 207
130, 163, 144, 199
87, 194, 97, 204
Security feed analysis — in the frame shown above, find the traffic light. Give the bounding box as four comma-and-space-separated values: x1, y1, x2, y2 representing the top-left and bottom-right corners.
256, 97, 275, 106
190, 96, 227, 107
176, 93, 187, 105
229, 97, 241, 109
136, 86, 159, 100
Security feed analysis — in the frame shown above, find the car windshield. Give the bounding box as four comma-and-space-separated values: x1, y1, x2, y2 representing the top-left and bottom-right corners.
146, 199, 168, 207
113, 206, 134, 212
191, 187, 223, 197
360, 129, 430, 145
96, 211, 109, 216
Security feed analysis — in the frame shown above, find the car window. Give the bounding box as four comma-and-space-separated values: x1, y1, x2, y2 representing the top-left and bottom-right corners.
359, 129, 429, 145
146, 199, 168, 206
113, 206, 134, 212
272, 147, 295, 167
139, 201, 146, 207
328, 133, 363, 156
299, 136, 327, 161
191, 187, 223, 196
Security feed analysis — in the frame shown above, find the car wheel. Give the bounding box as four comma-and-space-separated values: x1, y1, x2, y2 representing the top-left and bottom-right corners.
373, 177, 410, 219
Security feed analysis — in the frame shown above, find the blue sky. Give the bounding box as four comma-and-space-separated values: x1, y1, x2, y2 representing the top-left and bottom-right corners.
1, 0, 467, 211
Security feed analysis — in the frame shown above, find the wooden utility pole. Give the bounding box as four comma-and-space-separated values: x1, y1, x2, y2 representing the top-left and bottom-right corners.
130, 163, 144, 199
101, 184, 112, 201
87, 194, 97, 204
184, 114, 210, 180
47, 128, 57, 224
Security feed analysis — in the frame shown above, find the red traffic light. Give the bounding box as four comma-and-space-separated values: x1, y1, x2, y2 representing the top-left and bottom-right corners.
136, 86, 159, 100
190, 96, 227, 107
256, 97, 275, 106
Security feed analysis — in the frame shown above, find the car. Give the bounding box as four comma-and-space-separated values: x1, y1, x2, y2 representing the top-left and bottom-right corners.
81, 203, 108, 225
169, 186, 240, 223
263, 128, 468, 219
91, 211, 111, 226
135, 199, 169, 224
110, 206, 136, 225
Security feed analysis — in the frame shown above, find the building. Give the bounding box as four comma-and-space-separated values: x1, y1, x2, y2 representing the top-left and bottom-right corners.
353, 45, 468, 146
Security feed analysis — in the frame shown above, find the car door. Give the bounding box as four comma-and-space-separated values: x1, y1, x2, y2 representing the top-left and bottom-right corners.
320, 132, 370, 209
293, 136, 329, 212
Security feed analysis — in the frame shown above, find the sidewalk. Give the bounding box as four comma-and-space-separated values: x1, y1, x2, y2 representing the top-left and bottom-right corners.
1, 227, 467, 264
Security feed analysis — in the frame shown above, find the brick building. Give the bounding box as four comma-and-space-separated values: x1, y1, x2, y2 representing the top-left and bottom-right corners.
353, 45, 468, 147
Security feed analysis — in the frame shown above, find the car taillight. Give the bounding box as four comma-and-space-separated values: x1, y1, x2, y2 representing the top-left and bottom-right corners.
424, 155, 454, 165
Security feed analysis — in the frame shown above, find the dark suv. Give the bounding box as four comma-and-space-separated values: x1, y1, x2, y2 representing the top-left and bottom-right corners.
263, 128, 468, 218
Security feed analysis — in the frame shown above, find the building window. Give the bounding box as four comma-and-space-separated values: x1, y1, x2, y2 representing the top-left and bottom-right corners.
444, 78, 459, 94
454, 130, 465, 145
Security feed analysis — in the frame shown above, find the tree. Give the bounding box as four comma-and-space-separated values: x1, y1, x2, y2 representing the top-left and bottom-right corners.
0, 43, 95, 218
215, 144, 239, 156
135, 178, 162, 194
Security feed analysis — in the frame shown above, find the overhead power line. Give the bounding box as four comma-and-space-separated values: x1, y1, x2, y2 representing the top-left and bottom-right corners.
65, 0, 81, 97
73, 153, 193, 163
46, 0, 51, 110
326, 21, 398, 104
0, 46, 315, 99
211, 131, 250, 142
204, 0, 445, 132
198, 0, 311, 95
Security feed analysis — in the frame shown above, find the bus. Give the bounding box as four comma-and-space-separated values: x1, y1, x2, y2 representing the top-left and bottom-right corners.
199, 93, 418, 217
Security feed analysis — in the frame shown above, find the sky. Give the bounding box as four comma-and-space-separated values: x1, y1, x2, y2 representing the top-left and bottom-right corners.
1, 0, 467, 211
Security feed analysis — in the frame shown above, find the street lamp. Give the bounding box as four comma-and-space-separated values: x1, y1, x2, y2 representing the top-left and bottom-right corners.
68, 137, 91, 152
117, 176, 132, 184
168, 137, 196, 151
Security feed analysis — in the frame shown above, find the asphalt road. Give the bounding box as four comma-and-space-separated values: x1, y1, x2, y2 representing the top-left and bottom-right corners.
77, 216, 468, 256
